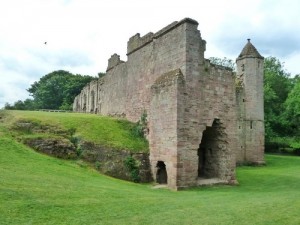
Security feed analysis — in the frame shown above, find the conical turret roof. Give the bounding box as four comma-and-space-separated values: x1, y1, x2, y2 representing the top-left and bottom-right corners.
237, 39, 263, 60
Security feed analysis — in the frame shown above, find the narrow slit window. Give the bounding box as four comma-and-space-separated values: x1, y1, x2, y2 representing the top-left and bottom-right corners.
241, 64, 245, 71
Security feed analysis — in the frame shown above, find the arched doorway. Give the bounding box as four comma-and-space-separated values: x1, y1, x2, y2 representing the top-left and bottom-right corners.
156, 161, 167, 184
82, 94, 87, 112
90, 90, 95, 113
198, 119, 224, 178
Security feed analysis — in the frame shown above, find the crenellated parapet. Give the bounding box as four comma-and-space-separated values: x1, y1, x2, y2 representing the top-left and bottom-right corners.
127, 18, 199, 55
106, 53, 125, 72
127, 32, 154, 55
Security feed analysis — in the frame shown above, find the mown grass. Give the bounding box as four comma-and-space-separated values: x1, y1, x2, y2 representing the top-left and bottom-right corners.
1, 117, 300, 224
2, 110, 148, 152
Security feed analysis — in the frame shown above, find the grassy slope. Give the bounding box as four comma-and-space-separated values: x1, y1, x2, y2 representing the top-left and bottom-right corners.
4, 110, 148, 152
1, 116, 300, 224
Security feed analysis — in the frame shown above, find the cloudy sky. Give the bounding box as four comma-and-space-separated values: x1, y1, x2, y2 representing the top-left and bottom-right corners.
0, 0, 299, 108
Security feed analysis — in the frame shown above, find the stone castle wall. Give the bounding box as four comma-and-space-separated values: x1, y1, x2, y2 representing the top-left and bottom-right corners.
73, 18, 264, 189
74, 18, 194, 121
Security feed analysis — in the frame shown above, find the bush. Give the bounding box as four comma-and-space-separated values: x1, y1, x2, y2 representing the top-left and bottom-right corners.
124, 156, 140, 182
265, 137, 300, 156
131, 110, 148, 138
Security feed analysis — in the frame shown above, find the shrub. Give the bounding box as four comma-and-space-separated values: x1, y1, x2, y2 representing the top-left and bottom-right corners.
124, 156, 140, 182
131, 110, 148, 138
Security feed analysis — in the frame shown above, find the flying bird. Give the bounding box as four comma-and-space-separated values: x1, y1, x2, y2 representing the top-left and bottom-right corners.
44, 41, 47, 45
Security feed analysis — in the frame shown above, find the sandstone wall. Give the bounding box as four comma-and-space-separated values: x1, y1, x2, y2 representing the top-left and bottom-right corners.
80, 141, 152, 182
175, 59, 237, 188
73, 18, 264, 189
150, 69, 185, 189
74, 18, 194, 122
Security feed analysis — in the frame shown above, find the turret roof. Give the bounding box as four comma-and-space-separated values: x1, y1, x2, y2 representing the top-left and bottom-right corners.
237, 39, 264, 60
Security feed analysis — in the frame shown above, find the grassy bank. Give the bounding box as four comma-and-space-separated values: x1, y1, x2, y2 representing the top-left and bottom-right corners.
2, 110, 148, 152
1, 116, 300, 224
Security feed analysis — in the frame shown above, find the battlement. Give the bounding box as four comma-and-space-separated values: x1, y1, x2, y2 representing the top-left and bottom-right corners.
106, 53, 125, 72
127, 18, 199, 55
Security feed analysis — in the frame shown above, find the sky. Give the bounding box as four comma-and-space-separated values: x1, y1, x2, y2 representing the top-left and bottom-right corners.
0, 0, 299, 108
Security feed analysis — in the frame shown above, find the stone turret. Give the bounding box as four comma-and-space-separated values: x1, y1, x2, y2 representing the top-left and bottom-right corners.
236, 39, 265, 164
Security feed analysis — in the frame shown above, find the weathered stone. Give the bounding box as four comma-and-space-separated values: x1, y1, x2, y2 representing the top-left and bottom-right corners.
73, 18, 265, 190
80, 141, 152, 182
25, 138, 77, 159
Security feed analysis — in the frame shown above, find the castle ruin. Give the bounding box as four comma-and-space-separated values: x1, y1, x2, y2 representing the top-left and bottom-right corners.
73, 18, 265, 190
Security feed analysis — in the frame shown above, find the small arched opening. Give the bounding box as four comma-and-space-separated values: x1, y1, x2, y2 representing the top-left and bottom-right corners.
90, 90, 95, 113
156, 161, 168, 184
82, 94, 87, 112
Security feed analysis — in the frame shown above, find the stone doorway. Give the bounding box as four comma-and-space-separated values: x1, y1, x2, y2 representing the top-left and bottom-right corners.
156, 161, 167, 184
198, 119, 223, 179
90, 90, 95, 113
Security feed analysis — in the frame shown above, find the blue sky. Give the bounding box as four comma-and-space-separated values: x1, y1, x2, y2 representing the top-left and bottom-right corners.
0, 0, 299, 108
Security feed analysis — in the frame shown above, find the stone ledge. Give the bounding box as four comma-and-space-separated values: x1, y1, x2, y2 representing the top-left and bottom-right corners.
197, 178, 229, 186
151, 69, 184, 89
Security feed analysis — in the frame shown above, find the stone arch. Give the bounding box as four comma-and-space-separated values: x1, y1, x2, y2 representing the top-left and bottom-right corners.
90, 90, 95, 113
82, 94, 87, 112
156, 161, 167, 184
198, 119, 227, 179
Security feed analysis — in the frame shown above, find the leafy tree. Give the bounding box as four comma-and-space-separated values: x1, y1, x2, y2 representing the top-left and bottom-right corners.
22, 99, 36, 110
98, 72, 106, 78
209, 57, 235, 71
27, 70, 97, 110
263, 57, 293, 139
4, 103, 14, 110
60, 74, 98, 110
4, 99, 36, 110
284, 77, 300, 135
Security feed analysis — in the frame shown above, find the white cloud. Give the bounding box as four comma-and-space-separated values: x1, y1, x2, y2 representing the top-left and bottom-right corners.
283, 53, 300, 76
0, 0, 299, 108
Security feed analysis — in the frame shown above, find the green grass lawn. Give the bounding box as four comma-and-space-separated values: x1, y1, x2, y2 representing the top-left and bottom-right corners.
2, 110, 148, 152
1, 112, 300, 225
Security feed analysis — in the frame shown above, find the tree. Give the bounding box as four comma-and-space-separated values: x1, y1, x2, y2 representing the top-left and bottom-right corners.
209, 57, 235, 71
4, 99, 36, 110
263, 57, 293, 139
60, 74, 98, 110
27, 70, 97, 110
284, 77, 300, 135
4, 103, 14, 110
98, 72, 106, 78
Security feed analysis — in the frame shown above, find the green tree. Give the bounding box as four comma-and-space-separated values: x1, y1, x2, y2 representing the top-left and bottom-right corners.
263, 57, 293, 139
27, 70, 97, 110
98, 72, 106, 78
22, 99, 36, 110
209, 57, 235, 71
4, 103, 14, 110
4, 99, 36, 110
284, 77, 300, 135
60, 74, 98, 110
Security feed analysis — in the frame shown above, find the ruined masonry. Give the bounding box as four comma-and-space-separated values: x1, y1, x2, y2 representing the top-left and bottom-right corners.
73, 18, 265, 190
